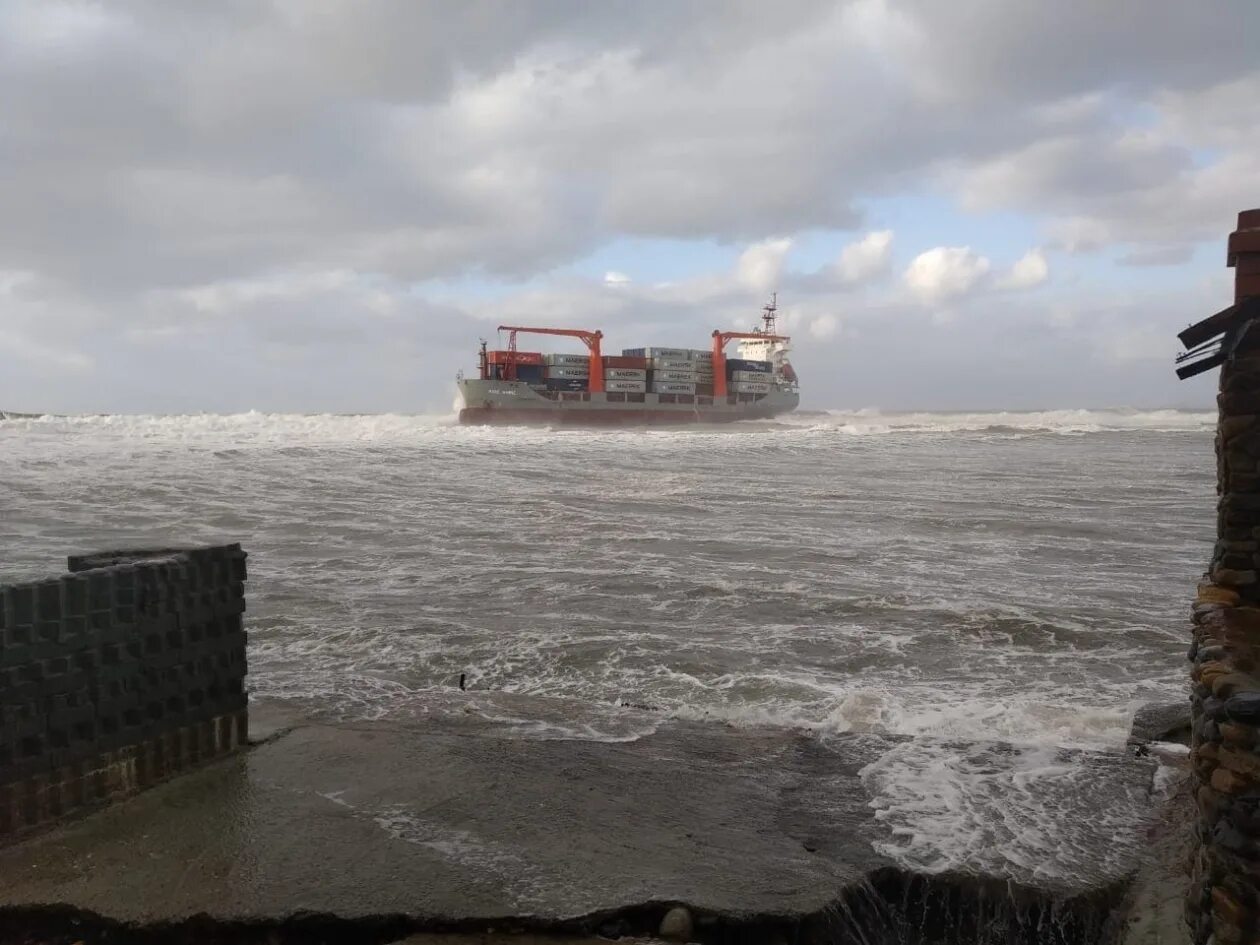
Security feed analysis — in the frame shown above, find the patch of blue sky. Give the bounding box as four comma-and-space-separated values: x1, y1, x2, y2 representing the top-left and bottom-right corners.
855, 193, 1044, 266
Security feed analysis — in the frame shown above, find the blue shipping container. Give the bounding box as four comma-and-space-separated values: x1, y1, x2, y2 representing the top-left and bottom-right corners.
622, 348, 646, 357
546, 378, 589, 391
515, 364, 545, 382
724, 358, 772, 374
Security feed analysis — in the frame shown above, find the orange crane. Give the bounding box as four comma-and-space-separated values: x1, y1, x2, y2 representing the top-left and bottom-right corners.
711, 330, 789, 398
498, 325, 606, 393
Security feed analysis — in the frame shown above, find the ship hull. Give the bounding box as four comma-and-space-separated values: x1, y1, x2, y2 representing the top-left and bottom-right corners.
456, 379, 798, 426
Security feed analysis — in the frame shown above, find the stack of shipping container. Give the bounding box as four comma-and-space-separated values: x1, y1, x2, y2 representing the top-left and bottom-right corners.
724, 357, 773, 394
542, 352, 651, 393
542, 352, 590, 391
484, 347, 774, 397
602, 354, 648, 393
486, 350, 545, 385
623, 347, 772, 397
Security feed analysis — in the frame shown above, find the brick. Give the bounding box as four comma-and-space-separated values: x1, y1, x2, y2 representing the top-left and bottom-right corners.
59, 576, 88, 618
0, 641, 32, 670
1213, 886, 1252, 928
1222, 723, 1258, 748
86, 573, 112, 610
32, 581, 61, 621
1218, 747, 1260, 780
1214, 673, 1260, 699
1214, 766, 1257, 794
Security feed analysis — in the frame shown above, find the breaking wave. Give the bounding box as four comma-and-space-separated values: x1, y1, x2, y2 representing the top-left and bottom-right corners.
0, 406, 1213, 445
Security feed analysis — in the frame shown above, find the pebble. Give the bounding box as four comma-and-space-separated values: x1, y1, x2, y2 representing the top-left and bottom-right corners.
1224, 691, 1260, 723
659, 906, 693, 942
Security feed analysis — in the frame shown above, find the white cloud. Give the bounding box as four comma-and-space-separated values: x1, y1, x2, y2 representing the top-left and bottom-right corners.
604, 270, 631, 286
737, 238, 793, 292
998, 249, 1049, 290
903, 246, 992, 303
808, 313, 841, 339
834, 230, 894, 284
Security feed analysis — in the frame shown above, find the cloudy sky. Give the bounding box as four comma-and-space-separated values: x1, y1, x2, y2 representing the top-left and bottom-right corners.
1, 0, 1257, 414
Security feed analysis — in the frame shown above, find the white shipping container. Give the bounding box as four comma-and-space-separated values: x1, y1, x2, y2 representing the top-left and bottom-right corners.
605, 379, 646, 392
689, 350, 714, 362
642, 347, 691, 359
604, 368, 647, 380
654, 369, 697, 383
546, 366, 590, 379
648, 358, 697, 371
731, 381, 771, 394
543, 353, 590, 366
652, 382, 696, 394
730, 369, 774, 383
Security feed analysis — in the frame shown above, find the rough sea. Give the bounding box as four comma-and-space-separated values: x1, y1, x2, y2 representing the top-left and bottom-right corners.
0, 408, 1214, 876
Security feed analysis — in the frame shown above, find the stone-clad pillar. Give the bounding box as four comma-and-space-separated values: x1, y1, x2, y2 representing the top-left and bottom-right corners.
1188, 210, 1260, 945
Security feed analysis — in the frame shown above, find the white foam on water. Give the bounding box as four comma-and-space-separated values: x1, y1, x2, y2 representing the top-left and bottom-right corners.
665, 687, 1136, 750
0, 407, 1214, 446
789, 407, 1214, 436
856, 738, 1163, 883
0, 411, 461, 447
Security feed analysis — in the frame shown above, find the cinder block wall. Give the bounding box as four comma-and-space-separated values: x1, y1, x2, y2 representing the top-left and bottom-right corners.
0, 545, 249, 839
1188, 212, 1260, 945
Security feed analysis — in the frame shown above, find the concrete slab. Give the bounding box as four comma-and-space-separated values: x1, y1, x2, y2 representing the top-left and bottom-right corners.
0, 700, 1171, 939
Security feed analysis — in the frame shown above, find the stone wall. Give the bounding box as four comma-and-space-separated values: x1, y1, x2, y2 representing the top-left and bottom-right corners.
0, 545, 248, 840
1188, 211, 1260, 945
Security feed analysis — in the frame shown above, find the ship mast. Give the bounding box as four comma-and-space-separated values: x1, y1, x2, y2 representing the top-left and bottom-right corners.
760, 293, 777, 334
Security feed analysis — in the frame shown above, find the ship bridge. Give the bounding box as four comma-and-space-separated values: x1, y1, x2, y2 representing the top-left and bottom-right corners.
737, 294, 796, 382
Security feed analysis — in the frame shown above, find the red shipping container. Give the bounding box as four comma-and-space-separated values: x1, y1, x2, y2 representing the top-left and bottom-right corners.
487, 350, 544, 365
602, 355, 648, 369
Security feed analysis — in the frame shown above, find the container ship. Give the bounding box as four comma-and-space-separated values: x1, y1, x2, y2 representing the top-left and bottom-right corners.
457, 296, 800, 425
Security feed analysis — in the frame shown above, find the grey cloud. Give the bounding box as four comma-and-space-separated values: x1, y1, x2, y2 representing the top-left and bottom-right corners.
1118, 245, 1196, 268
0, 0, 1254, 411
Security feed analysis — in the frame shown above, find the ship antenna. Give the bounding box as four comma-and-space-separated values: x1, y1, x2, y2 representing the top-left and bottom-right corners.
762, 293, 777, 334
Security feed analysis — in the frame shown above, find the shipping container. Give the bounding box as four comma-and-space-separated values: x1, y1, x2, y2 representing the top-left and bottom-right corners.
653, 369, 697, 383
546, 366, 590, 379
605, 368, 647, 380
695, 382, 715, 397
621, 348, 645, 357
546, 377, 589, 391
730, 369, 772, 383
690, 350, 714, 362
603, 355, 648, 369
487, 350, 544, 365
605, 379, 647, 393
730, 380, 771, 394
724, 358, 772, 374
642, 347, 691, 359
543, 353, 591, 366
652, 381, 697, 394
489, 363, 545, 382
648, 358, 697, 372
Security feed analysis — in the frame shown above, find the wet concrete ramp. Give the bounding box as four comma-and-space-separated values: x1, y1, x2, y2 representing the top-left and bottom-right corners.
0, 703, 1178, 943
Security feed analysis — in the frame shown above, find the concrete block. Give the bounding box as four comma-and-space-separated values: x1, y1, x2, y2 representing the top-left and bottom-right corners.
1, 546, 249, 836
